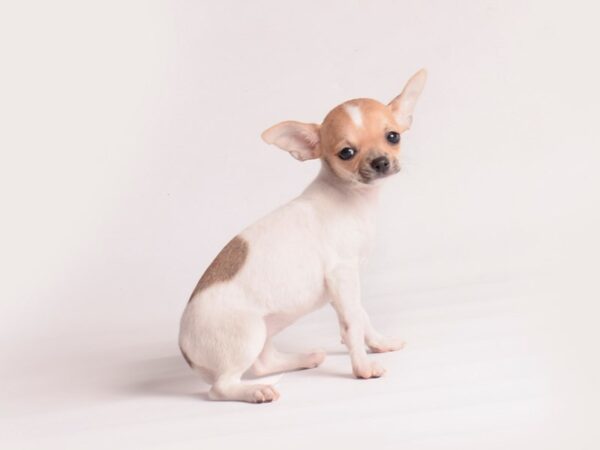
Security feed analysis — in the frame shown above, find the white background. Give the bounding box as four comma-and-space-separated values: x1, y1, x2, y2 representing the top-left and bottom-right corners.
1, 1, 599, 449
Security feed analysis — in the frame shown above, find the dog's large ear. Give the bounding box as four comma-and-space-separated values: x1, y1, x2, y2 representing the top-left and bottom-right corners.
388, 69, 427, 130
261, 121, 320, 161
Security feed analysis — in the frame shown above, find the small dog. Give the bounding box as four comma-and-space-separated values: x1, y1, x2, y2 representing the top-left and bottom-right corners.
179, 70, 427, 403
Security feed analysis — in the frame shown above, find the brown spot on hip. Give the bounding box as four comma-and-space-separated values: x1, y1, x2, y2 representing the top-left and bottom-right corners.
189, 235, 248, 301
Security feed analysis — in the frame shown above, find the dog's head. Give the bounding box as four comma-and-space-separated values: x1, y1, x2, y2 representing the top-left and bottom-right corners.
262, 69, 427, 185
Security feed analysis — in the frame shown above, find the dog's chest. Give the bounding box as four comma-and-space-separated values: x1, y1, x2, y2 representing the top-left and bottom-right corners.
321, 199, 377, 264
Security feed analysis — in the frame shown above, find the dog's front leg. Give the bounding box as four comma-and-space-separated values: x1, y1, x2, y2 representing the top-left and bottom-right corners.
362, 311, 406, 353
327, 264, 385, 379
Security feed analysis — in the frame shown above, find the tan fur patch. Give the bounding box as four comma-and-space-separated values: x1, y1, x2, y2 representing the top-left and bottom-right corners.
319, 98, 402, 182
189, 235, 248, 301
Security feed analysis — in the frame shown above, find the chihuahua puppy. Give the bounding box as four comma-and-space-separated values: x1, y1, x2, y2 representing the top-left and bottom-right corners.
179, 70, 427, 403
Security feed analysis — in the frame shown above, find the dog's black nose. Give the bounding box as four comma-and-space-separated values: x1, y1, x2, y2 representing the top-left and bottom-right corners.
371, 156, 390, 174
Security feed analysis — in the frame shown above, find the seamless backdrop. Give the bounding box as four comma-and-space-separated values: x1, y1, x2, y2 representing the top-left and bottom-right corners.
1, 1, 599, 449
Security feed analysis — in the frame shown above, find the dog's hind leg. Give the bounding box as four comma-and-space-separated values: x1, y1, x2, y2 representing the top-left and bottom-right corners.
250, 339, 326, 377
195, 311, 279, 403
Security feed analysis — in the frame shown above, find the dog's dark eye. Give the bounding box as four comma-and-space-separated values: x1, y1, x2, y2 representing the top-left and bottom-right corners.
338, 147, 356, 160
386, 131, 400, 144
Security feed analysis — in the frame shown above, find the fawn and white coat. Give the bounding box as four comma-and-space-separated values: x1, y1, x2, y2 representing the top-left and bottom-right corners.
179, 69, 427, 403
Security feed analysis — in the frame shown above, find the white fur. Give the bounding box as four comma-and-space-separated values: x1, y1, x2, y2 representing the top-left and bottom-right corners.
344, 103, 363, 128
179, 164, 405, 402
179, 70, 427, 402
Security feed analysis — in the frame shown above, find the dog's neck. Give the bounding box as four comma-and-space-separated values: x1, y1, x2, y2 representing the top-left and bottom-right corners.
302, 160, 382, 213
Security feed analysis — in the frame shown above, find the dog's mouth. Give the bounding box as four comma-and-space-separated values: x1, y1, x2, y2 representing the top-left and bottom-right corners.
358, 159, 401, 184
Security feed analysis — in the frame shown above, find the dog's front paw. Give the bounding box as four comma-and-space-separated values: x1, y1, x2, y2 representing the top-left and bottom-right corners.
367, 337, 406, 353
353, 360, 386, 379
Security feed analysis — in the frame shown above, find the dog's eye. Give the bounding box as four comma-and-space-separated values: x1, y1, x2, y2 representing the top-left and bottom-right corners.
386, 131, 400, 144
338, 147, 356, 160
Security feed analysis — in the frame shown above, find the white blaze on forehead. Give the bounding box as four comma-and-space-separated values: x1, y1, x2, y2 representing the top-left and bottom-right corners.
344, 103, 363, 128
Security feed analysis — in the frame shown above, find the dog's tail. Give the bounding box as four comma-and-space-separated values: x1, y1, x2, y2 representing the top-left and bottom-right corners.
179, 343, 283, 385
179, 342, 216, 383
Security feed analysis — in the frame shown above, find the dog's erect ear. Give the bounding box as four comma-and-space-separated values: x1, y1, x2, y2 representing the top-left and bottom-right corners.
261, 121, 321, 161
388, 69, 427, 130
